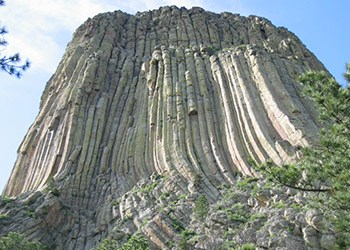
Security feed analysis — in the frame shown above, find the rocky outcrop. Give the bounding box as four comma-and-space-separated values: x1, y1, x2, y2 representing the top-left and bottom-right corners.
1, 6, 329, 249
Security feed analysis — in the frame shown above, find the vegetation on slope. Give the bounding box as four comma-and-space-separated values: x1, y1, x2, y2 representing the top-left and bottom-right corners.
0, 232, 46, 250
259, 64, 350, 249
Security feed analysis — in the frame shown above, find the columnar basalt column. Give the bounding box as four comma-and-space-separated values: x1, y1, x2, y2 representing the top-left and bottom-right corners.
1, 6, 327, 249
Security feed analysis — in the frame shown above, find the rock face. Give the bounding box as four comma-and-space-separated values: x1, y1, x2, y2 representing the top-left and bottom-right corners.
1, 6, 329, 249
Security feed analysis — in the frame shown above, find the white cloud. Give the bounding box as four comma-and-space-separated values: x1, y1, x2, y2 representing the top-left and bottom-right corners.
0, 0, 244, 74
0, 0, 117, 73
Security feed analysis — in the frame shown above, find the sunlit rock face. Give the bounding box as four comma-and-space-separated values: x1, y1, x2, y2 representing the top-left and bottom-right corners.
2, 6, 326, 249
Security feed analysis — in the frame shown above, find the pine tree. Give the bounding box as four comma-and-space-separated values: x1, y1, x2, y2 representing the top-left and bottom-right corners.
258, 64, 350, 248
193, 195, 209, 221
0, 0, 30, 78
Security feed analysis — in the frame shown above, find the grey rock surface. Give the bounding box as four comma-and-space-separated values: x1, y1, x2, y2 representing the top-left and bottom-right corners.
0, 6, 330, 250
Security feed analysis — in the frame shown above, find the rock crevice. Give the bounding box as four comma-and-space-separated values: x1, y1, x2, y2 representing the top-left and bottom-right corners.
1, 6, 327, 249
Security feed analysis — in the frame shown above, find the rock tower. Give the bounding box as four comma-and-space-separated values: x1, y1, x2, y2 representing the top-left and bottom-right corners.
1, 6, 328, 249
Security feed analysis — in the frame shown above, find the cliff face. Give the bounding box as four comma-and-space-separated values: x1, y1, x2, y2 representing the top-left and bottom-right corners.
1, 6, 329, 249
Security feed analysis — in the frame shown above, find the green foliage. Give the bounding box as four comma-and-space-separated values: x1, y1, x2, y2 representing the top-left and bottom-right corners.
178, 238, 190, 250
193, 195, 209, 221
290, 203, 303, 211
134, 176, 164, 194
248, 213, 267, 223
139, 217, 146, 228
113, 198, 121, 207
138, 180, 159, 193
274, 201, 286, 209
344, 63, 350, 82
96, 234, 149, 250
120, 234, 150, 250
0, 214, 9, 220
220, 241, 255, 250
227, 212, 248, 224
166, 240, 176, 249
178, 229, 196, 250
257, 65, 350, 248
160, 191, 171, 200
43, 177, 59, 196
180, 229, 196, 240
217, 183, 230, 191
236, 177, 258, 192
220, 239, 238, 250
25, 209, 36, 218
207, 46, 219, 55
240, 243, 255, 250
220, 187, 240, 202
226, 203, 249, 224
0, 196, 15, 210
96, 238, 119, 250
193, 174, 203, 187
0, 196, 14, 205
169, 213, 184, 232
0, 232, 46, 250
0, 1, 30, 78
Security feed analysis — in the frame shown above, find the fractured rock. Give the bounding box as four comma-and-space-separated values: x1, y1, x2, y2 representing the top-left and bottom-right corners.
0, 6, 328, 249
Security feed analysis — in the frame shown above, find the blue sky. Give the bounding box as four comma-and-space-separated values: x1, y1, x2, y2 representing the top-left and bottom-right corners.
0, 0, 349, 192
